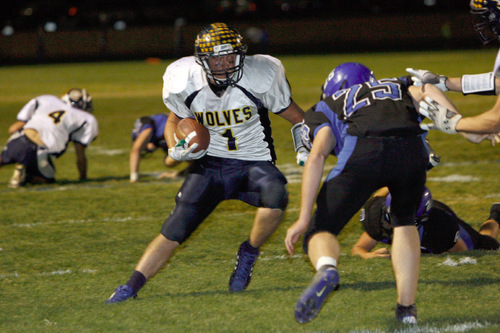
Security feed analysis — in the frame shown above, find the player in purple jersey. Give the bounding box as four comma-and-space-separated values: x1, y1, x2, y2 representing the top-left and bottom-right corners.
1, 88, 97, 188
352, 187, 499, 259
284, 62, 467, 324
129, 113, 188, 182
106, 22, 308, 304
407, 0, 500, 138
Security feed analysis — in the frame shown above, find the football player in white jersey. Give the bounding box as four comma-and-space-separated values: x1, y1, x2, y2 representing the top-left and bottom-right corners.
106, 22, 308, 303
407, 0, 500, 137
0, 88, 98, 187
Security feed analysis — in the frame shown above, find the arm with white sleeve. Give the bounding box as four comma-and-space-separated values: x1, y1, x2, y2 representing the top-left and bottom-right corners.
406, 68, 500, 95
8, 98, 40, 134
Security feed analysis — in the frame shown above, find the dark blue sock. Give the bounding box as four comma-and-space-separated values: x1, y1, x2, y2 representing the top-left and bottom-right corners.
242, 240, 259, 254
126, 270, 146, 294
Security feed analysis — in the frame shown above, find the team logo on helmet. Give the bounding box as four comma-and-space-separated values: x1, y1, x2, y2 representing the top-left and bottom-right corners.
194, 23, 247, 87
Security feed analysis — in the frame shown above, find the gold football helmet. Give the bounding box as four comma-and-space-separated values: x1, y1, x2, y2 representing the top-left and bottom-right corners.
194, 22, 247, 87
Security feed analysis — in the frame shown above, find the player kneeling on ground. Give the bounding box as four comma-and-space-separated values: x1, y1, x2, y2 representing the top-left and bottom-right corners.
1, 88, 98, 187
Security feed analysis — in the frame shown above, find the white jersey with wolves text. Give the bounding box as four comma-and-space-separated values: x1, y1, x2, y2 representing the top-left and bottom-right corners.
22, 95, 98, 155
162, 55, 292, 161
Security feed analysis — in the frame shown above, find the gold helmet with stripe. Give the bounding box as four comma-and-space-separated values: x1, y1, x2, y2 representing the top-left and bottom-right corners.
195, 22, 247, 87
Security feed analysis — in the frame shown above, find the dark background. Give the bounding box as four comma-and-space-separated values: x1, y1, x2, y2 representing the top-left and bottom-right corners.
0, 1, 484, 65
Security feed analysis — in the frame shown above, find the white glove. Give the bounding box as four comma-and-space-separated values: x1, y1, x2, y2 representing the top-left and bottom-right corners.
168, 132, 206, 161
296, 146, 309, 166
419, 97, 462, 134
406, 68, 449, 91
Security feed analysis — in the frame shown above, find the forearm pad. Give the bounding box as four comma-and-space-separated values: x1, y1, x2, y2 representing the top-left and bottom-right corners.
462, 72, 496, 95
291, 121, 304, 152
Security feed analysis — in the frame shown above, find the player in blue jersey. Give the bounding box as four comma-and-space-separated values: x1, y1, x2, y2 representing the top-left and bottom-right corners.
352, 187, 499, 259
284, 62, 467, 325
106, 22, 308, 304
129, 113, 188, 182
408, 0, 500, 138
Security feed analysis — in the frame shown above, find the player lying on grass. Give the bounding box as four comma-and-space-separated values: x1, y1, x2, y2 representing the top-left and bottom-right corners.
352, 187, 500, 259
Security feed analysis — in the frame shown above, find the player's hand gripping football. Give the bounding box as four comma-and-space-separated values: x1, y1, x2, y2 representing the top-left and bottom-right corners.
419, 97, 462, 134
168, 131, 207, 161
406, 68, 449, 91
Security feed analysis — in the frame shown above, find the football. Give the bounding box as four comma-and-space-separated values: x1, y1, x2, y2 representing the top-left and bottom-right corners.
175, 118, 210, 153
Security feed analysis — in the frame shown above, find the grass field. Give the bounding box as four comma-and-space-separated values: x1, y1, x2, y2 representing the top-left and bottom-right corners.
0, 49, 499, 332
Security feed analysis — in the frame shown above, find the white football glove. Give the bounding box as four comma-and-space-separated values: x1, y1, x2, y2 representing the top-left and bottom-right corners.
419, 97, 462, 134
296, 146, 309, 166
406, 68, 449, 92
168, 131, 206, 161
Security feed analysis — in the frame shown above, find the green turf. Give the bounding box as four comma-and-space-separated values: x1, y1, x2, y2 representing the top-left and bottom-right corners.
0, 49, 499, 332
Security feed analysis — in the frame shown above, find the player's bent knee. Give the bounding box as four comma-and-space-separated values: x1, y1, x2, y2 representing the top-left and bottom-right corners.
260, 183, 288, 210
160, 205, 202, 244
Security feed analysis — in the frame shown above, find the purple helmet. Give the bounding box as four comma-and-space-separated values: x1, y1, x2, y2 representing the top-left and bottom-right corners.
385, 187, 433, 220
470, 0, 500, 44
321, 62, 376, 100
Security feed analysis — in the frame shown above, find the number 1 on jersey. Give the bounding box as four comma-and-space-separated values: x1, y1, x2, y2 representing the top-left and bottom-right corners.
221, 129, 238, 151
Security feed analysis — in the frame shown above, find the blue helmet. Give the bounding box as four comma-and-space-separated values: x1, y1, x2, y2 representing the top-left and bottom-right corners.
385, 187, 433, 221
321, 62, 376, 100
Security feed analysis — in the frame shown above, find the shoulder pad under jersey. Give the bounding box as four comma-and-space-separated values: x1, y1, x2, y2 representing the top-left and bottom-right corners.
240, 55, 283, 94
163, 56, 204, 95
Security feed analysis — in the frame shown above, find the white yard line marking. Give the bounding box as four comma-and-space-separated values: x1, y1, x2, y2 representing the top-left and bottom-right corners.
10, 216, 151, 228
0, 268, 97, 278
350, 321, 497, 333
